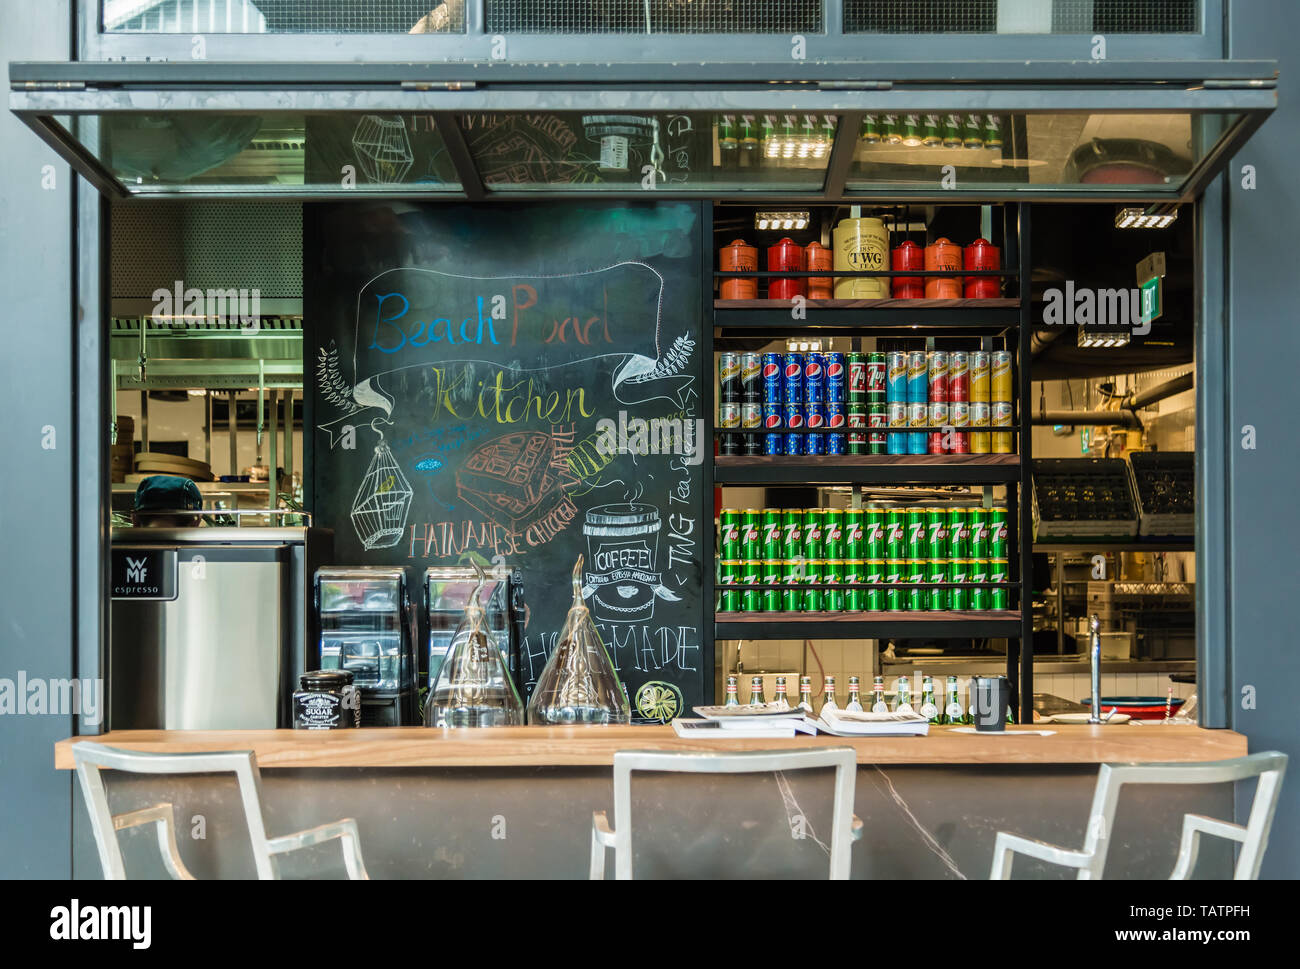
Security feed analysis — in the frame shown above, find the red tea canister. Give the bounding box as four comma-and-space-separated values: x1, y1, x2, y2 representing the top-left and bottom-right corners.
963, 238, 1001, 299
891, 240, 924, 299
924, 237, 963, 300
805, 241, 833, 300
719, 238, 758, 301
767, 237, 806, 300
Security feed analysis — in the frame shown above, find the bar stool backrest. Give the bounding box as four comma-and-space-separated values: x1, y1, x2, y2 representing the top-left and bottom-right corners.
1079, 751, 1287, 879
73, 741, 277, 879
609, 746, 859, 879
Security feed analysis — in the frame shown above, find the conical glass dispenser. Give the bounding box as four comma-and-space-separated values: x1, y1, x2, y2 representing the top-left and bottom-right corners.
423, 562, 523, 728
527, 556, 630, 725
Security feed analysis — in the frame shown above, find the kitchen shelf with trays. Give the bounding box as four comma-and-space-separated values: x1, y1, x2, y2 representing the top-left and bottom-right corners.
705, 201, 1037, 718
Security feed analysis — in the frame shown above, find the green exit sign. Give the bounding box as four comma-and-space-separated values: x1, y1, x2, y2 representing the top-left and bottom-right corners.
1140, 275, 1162, 324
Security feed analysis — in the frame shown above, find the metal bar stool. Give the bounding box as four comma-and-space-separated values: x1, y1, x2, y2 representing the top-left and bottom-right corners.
73, 741, 369, 880
990, 751, 1287, 880
590, 746, 864, 880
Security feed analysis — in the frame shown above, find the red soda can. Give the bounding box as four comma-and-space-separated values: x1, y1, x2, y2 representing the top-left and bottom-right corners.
891, 240, 924, 299
963, 238, 1001, 299
948, 351, 970, 403
927, 350, 949, 403
767, 237, 806, 301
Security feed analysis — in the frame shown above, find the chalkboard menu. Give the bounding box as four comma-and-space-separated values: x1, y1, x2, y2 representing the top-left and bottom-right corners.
306, 201, 707, 722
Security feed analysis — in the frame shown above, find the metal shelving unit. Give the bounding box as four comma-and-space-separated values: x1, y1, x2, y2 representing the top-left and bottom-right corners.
707, 201, 1036, 721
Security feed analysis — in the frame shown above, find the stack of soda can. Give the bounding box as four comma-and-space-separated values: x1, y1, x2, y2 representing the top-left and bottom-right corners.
717, 350, 764, 455
722, 348, 852, 452
885, 348, 1014, 455
717, 504, 1011, 613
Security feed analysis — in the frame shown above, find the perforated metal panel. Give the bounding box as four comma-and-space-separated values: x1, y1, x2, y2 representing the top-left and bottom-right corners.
844, 0, 1198, 34
102, 0, 465, 33
485, 0, 822, 33
111, 201, 302, 300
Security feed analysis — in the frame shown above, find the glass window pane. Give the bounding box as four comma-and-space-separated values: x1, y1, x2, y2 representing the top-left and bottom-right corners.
458, 112, 837, 193
102, 0, 465, 33
55, 112, 461, 194
846, 111, 1235, 195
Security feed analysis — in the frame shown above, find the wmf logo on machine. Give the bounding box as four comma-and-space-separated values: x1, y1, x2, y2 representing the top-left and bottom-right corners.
125, 556, 148, 584
111, 548, 176, 600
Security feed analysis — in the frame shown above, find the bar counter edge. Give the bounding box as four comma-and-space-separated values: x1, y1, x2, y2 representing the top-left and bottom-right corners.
55, 724, 1247, 770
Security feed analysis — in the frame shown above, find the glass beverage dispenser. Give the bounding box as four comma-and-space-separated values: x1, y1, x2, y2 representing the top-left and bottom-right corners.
424, 565, 526, 699
314, 567, 418, 726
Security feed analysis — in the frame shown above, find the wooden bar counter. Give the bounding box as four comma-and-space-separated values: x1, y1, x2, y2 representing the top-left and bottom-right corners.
56, 724, 1246, 770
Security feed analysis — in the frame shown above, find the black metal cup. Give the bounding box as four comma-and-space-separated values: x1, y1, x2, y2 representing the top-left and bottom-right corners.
970, 675, 1010, 732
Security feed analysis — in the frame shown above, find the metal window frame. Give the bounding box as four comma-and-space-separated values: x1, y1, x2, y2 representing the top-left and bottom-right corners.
8, 64, 1277, 203
77, 0, 1225, 62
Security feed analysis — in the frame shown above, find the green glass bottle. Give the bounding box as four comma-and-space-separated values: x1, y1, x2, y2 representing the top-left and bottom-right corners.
725, 675, 740, 707
893, 675, 913, 714
920, 676, 940, 724
846, 675, 864, 712
943, 675, 964, 725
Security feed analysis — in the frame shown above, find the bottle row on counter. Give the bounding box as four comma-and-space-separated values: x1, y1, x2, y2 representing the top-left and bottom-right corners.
716, 505, 1013, 613
729, 673, 1013, 725
718, 349, 1015, 455
719, 229, 1001, 301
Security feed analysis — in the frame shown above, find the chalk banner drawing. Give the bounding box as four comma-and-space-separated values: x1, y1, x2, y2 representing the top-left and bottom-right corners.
307, 202, 707, 718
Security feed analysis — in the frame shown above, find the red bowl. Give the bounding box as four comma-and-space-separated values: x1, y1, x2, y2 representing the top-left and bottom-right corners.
1081, 696, 1184, 720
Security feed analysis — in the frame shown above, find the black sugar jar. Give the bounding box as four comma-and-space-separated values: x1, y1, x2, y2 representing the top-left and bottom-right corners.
293, 670, 361, 730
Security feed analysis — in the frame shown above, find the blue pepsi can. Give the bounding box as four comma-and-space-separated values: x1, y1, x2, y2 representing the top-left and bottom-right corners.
783, 432, 804, 455
782, 353, 804, 404
761, 353, 783, 406
806, 432, 826, 455
804, 399, 826, 431
825, 400, 846, 431
824, 352, 846, 405
828, 433, 847, 454
803, 353, 824, 405
783, 401, 805, 430
763, 401, 783, 455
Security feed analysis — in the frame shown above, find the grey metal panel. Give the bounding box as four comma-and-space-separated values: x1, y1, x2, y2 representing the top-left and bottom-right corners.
76, 170, 109, 734
12, 87, 1275, 114
13, 57, 1278, 85
74, 0, 1224, 63
0, 0, 75, 879
1226, 0, 1300, 879
1195, 179, 1228, 730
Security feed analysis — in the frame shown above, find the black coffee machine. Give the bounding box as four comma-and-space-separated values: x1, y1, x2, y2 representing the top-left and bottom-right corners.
314, 567, 418, 726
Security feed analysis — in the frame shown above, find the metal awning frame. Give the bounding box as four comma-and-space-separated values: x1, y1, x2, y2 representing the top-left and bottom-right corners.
10, 59, 1277, 202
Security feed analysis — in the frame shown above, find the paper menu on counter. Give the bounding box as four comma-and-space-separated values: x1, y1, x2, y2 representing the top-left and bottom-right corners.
815, 709, 930, 737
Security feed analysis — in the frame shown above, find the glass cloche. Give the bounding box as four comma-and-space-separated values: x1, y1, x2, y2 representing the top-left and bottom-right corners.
423, 563, 524, 728
527, 556, 630, 725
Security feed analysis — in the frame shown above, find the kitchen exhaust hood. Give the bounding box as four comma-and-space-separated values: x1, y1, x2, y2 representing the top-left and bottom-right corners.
10, 60, 1275, 202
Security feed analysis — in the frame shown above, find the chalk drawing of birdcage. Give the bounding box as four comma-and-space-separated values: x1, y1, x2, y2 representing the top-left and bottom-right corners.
351, 115, 414, 184
351, 441, 413, 550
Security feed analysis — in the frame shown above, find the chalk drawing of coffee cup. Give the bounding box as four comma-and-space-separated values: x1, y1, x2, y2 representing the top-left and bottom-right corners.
583, 503, 662, 624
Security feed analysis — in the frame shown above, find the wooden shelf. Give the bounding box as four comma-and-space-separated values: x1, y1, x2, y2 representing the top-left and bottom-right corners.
714, 453, 1021, 485
55, 725, 1247, 769
715, 298, 1020, 311
716, 609, 1023, 640
713, 297, 1020, 333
